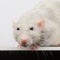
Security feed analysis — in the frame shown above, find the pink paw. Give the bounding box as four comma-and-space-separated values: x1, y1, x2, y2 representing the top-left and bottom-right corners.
57, 44, 60, 46
30, 44, 39, 50
17, 45, 21, 48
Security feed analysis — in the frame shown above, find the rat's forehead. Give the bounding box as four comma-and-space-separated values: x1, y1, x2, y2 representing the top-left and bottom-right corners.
17, 11, 43, 26
16, 17, 38, 28
17, 16, 36, 26
17, 19, 36, 27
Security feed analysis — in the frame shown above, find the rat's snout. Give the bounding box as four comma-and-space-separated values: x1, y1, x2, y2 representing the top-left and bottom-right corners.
19, 34, 32, 47
20, 37, 28, 47
21, 39, 27, 44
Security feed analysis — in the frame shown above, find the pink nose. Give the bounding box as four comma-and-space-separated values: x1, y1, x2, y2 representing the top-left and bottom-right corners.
21, 39, 27, 44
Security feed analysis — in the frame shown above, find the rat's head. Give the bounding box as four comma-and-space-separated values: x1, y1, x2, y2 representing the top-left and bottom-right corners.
13, 16, 44, 48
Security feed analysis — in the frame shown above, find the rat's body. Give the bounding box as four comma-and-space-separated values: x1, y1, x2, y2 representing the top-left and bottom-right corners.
13, 0, 60, 50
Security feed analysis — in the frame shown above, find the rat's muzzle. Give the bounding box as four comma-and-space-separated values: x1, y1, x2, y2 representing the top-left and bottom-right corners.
20, 39, 28, 47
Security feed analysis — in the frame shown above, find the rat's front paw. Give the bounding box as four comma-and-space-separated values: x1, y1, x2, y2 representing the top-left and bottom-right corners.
56, 44, 60, 46
17, 45, 21, 48
30, 44, 39, 50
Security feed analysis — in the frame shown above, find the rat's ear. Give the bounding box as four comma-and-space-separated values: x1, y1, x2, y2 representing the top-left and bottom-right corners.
12, 19, 17, 28
37, 19, 44, 28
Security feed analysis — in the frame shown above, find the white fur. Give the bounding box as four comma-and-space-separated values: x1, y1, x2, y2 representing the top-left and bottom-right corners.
13, 0, 60, 50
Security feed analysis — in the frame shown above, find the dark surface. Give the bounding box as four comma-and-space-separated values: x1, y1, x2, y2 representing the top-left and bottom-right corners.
0, 51, 56, 60
0, 51, 60, 60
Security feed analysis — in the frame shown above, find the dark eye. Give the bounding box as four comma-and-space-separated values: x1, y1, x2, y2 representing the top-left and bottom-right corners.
30, 27, 34, 30
17, 27, 20, 30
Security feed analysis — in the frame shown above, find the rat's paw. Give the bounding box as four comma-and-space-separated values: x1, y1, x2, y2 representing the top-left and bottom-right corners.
30, 44, 39, 50
17, 45, 21, 48
56, 44, 60, 46
50, 44, 60, 47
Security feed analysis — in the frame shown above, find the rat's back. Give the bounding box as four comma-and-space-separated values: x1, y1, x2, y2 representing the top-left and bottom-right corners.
33, 0, 60, 26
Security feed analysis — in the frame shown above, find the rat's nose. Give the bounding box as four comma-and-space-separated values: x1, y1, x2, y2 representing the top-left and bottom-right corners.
21, 38, 27, 46
21, 39, 27, 44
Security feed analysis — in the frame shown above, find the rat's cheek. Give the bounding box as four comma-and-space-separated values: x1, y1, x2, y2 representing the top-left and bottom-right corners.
15, 36, 21, 44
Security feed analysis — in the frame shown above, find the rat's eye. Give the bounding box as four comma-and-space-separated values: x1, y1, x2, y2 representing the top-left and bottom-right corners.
29, 27, 34, 30
17, 27, 20, 30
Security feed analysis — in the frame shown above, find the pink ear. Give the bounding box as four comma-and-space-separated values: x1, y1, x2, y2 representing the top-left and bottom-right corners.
37, 20, 44, 28
13, 19, 17, 28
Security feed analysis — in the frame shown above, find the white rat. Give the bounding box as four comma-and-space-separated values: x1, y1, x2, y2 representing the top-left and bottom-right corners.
13, 0, 60, 50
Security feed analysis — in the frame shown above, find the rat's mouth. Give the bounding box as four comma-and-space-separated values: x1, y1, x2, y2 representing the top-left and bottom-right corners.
21, 43, 29, 47
21, 43, 40, 50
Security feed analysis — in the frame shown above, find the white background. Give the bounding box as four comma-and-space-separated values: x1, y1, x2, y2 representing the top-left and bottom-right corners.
0, 0, 42, 47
